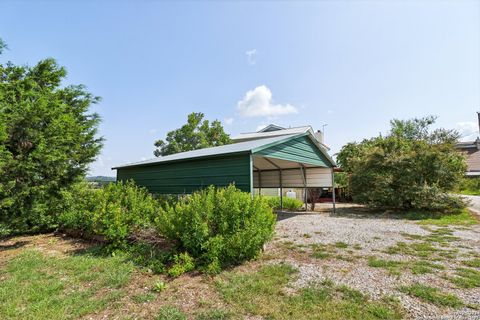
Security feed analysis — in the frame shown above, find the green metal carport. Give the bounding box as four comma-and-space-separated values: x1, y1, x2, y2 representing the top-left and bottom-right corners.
113, 132, 336, 210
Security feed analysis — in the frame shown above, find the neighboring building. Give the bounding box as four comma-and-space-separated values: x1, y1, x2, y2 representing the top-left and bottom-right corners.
457, 137, 480, 177
455, 112, 480, 177
113, 124, 336, 210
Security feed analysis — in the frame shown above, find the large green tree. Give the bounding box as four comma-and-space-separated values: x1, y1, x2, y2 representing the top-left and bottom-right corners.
336, 116, 466, 212
154, 112, 231, 157
0, 41, 103, 234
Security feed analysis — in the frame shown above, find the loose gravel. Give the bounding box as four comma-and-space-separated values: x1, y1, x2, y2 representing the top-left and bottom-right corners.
267, 210, 480, 320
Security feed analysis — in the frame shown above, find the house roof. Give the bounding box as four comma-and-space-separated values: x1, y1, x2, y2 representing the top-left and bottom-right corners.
258, 124, 285, 132
456, 137, 480, 149
113, 131, 336, 170
232, 125, 313, 142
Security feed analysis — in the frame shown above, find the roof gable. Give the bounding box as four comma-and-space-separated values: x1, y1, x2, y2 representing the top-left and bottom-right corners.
253, 134, 333, 167
258, 124, 285, 132
232, 126, 312, 142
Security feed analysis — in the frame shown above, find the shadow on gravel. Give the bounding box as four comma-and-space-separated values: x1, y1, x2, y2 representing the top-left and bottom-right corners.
275, 211, 312, 221
275, 204, 414, 221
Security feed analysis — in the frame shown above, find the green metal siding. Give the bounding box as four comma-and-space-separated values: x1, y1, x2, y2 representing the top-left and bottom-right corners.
253, 135, 331, 167
117, 153, 251, 194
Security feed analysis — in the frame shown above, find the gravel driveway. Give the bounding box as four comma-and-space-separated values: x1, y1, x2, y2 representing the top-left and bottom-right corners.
268, 209, 480, 320
462, 195, 480, 214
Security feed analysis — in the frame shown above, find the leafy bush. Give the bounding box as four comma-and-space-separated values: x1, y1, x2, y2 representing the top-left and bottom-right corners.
266, 196, 303, 211
58, 180, 159, 247
57, 181, 100, 233
457, 177, 480, 195
156, 185, 276, 273
167, 252, 195, 277
337, 116, 466, 212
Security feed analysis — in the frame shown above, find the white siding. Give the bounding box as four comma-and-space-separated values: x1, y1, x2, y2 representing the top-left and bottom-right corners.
306, 167, 332, 187
253, 167, 332, 188
253, 170, 280, 188
281, 169, 304, 187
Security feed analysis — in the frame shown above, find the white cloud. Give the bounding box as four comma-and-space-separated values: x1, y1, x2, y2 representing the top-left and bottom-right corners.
224, 117, 234, 125
327, 109, 334, 114
237, 85, 298, 118
246, 49, 257, 65
148, 128, 157, 134
457, 121, 479, 141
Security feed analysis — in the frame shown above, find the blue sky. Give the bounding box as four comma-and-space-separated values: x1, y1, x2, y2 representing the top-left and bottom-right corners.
1, 0, 479, 176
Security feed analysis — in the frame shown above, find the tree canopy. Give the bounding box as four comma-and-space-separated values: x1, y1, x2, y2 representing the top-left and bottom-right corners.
336, 116, 466, 212
154, 112, 231, 157
0, 40, 103, 234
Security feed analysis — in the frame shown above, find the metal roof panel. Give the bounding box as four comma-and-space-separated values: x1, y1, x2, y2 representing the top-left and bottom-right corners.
112, 134, 299, 169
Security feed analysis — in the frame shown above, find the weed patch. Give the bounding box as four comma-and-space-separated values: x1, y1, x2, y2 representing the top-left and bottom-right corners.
157, 306, 187, 320
132, 292, 156, 304
399, 284, 463, 308
334, 241, 349, 249
409, 260, 445, 275
217, 263, 404, 319
462, 258, 480, 268
448, 268, 480, 288
368, 257, 404, 276
385, 241, 438, 258
195, 309, 231, 320
310, 244, 332, 259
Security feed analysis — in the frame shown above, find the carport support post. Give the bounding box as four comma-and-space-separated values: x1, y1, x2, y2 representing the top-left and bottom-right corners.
279, 169, 283, 211
249, 154, 254, 197
300, 165, 307, 211
331, 169, 336, 214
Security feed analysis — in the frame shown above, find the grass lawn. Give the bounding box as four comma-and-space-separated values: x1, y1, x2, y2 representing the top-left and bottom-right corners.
0, 248, 134, 319
1, 208, 479, 319
408, 209, 478, 226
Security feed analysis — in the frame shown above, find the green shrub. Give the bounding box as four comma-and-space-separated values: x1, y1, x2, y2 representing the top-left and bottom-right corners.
457, 177, 480, 195
58, 180, 159, 247
337, 116, 467, 212
156, 185, 276, 273
266, 196, 303, 211
167, 252, 195, 277
57, 181, 100, 232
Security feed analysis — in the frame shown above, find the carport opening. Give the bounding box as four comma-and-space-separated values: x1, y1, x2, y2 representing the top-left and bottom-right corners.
252, 155, 335, 213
